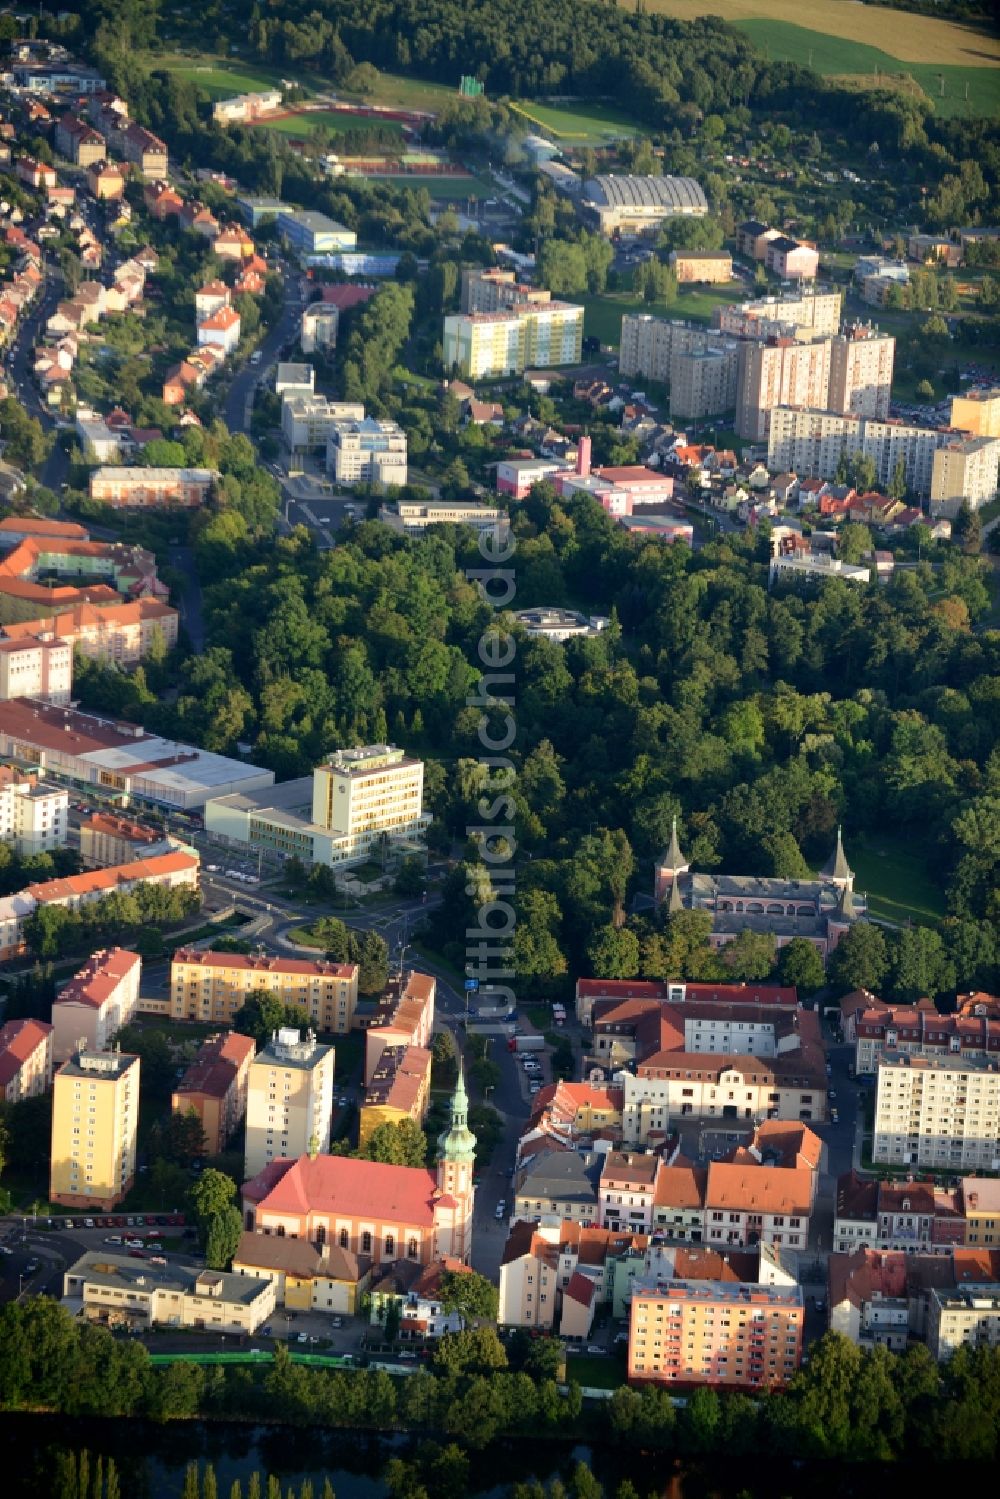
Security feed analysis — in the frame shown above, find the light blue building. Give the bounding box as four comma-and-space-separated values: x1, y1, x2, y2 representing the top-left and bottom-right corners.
277, 210, 357, 257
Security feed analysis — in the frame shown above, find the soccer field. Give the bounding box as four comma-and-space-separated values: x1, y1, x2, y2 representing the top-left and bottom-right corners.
253, 110, 404, 139
510, 99, 640, 142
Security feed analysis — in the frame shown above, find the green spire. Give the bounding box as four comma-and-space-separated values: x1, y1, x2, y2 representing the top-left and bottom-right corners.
438, 1058, 477, 1166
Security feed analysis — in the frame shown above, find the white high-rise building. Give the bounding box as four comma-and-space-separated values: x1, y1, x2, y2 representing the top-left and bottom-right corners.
0, 766, 69, 857
244, 1027, 336, 1179
873, 1053, 1000, 1173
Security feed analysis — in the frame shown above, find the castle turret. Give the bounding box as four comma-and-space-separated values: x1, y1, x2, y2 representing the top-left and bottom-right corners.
654, 816, 690, 904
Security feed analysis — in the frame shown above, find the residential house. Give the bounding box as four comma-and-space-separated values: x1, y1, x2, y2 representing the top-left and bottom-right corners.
50, 947, 141, 1064
197, 306, 241, 355
0, 1016, 52, 1102
172, 1031, 256, 1155
232, 1232, 370, 1317
86, 161, 123, 200
703, 1161, 813, 1251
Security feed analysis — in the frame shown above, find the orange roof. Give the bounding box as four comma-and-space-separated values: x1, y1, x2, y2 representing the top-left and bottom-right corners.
0, 1017, 51, 1082
54, 947, 139, 1010
199, 307, 240, 331
172, 946, 356, 980
654, 1164, 707, 1210
705, 1162, 813, 1217
0, 596, 176, 642
83, 812, 160, 845
0, 517, 88, 540
30, 849, 198, 904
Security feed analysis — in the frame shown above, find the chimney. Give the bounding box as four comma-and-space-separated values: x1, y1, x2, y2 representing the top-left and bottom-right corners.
576, 434, 591, 478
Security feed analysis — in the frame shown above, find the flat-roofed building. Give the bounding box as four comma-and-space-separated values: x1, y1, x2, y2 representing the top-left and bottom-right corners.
443, 303, 583, 379
929, 1283, 1000, 1360
950, 386, 1000, 439
736, 336, 833, 442
172, 1031, 255, 1154
766, 407, 955, 499
714, 288, 842, 338
171, 947, 358, 1034
929, 435, 1000, 517
963, 1178, 1000, 1247
0, 764, 68, 856
0, 1016, 52, 1102
277, 210, 356, 257
244, 1027, 336, 1178
300, 303, 339, 354
64, 1251, 275, 1335
874, 1053, 1000, 1172
50, 1048, 139, 1208
379, 498, 508, 538
828, 325, 895, 419
51, 947, 141, 1064
281, 395, 365, 454
584, 175, 707, 236
0, 633, 72, 704
359, 1043, 433, 1148
628, 1279, 804, 1387
327, 416, 407, 487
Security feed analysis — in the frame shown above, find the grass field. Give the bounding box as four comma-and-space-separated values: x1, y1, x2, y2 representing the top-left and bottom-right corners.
566, 1354, 625, 1389
365, 173, 488, 198
511, 99, 640, 142
738, 19, 1000, 117
846, 833, 946, 928
580, 283, 737, 345
253, 109, 404, 139
155, 55, 295, 98
628, 0, 1000, 67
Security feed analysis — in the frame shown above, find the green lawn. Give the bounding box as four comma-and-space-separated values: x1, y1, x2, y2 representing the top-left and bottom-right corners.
355, 70, 458, 112
580, 284, 736, 346
154, 55, 295, 99
847, 834, 946, 928
566, 1354, 625, 1389
253, 110, 404, 139
511, 99, 640, 143
364, 173, 489, 199
738, 20, 1000, 118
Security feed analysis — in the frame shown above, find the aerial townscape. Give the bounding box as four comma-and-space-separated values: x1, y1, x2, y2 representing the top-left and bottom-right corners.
0, 0, 996, 1493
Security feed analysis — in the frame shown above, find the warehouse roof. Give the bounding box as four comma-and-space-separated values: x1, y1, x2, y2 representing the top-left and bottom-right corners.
584, 175, 707, 214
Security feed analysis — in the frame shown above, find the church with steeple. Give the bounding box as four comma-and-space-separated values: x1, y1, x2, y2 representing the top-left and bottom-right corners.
654, 820, 865, 961
241, 1068, 477, 1268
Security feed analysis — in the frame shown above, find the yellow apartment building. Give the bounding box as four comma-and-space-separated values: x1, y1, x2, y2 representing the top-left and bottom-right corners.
170, 947, 359, 1034
628, 1279, 804, 1388
244, 1027, 335, 1179
50, 1048, 139, 1209
358, 1043, 432, 1149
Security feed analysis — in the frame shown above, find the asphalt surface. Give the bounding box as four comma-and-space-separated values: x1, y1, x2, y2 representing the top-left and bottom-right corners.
223, 263, 303, 437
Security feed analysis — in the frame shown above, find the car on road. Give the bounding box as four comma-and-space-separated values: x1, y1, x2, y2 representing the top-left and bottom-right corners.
585, 1344, 604, 1356
331, 1316, 343, 1329
25, 1260, 39, 1274
828, 1090, 836, 1099
262, 1325, 273, 1337
297, 1332, 309, 1343
150, 1256, 167, 1266
124, 1237, 143, 1249
495, 1200, 506, 1221
831, 1108, 839, 1123
84, 1218, 95, 1228
528, 1080, 542, 1095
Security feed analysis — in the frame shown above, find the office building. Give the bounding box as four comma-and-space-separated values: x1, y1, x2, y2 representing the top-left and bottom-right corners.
443, 302, 583, 379
171, 948, 359, 1034
583, 175, 707, 237
327, 416, 408, 487
0, 1016, 52, 1103
277, 210, 357, 257
628, 1279, 804, 1388
171, 1031, 256, 1155
929, 436, 1000, 517
281, 395, 365, 454
51, 948, 142, 1064
378, 499, 509, 538
64, 1252, 275, 1336
0, 699, 274, 810
949, 387, 1000, 439
244, 1027, 336, 1179
50, 1047, 140, 1209
205, 744, 430, 870
828, 326, 895, 418
873, 1053, 1000, 1172
236, 196, 292, 228
359, 1043, 433, 1149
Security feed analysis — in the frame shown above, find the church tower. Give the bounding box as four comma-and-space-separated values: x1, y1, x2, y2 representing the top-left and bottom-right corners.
654, 817, 690, 904
434, 1062, 477, 1261
820, 826, 855, 893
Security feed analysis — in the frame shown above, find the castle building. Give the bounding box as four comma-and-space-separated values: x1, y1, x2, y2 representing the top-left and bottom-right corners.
654, 820, 865, 961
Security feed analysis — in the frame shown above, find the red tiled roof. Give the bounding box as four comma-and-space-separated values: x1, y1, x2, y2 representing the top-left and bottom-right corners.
248, 1152, 440, 1228
0, 1017, 51, 1086
30, 850, 198, 904
564, 1270, 597, 1307
173, 947, 356, 980
53, 948, 140, 1010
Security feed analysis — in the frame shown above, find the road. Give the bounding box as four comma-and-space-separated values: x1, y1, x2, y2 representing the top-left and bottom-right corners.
168, 541, 205, 651
223, 267, 303, 437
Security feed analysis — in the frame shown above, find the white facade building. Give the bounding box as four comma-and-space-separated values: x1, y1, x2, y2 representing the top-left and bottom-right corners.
327, 417, 407, 488
0, 634, 72, 705
873, 1053, 1000, 1172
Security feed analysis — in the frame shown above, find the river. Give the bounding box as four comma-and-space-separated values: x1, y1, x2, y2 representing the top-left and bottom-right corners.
0, 1414, 967, 1497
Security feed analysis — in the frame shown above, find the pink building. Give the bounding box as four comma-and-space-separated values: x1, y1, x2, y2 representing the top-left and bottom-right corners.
0, 1017, 52, 1102
765, 237, 819, 282
496, 457, 561, 500
51, 948, 141, 1063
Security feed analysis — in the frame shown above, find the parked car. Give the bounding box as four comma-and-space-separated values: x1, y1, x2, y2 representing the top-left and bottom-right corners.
297, 1332, 309, 1343
128, 1249, 146, 1259
149, 1256, 167, 1266
495, 1200, 506, 1221
331, 1316, 343, 1329
105, 1235, 123, 1245
25, 1260, 39, 1274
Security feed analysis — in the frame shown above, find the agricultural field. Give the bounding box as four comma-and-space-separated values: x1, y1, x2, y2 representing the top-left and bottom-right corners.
511, 99, 640, 143
627, 1, 1000, 116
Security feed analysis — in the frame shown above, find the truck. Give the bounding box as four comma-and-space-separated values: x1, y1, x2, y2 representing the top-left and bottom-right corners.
509, 1033, 545, 1053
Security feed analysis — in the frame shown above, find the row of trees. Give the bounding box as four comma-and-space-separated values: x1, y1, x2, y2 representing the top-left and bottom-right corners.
23, 881, 202, 960
2, 1304, 1000, 1464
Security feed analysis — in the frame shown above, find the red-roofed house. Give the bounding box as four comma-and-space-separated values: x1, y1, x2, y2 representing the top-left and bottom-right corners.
197, 305, 241, 355
172, 1031, 255, 1154
0, 1017, 52, 1102
51, 947, 141, 1063
704, 1161, 814, 1250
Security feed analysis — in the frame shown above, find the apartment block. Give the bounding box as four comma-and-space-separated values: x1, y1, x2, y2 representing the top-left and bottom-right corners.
0, 598, 179, 666
0, 1016, 52, 1102
714, 288, 842, 338
50, 1048, 140, 1208
670, 343, 740, 420
766, 408, 954, 499
359, 1043, 433, 1149
364, 971, 436, 1084
443, 302, 583, 379
669, 250, 733, 283
854, 992, 1000, 1076
0, 765, 68, 856
950, 386, 1000, 439
736, 337, 833, 442
80, 812, 163, 869
326, 416, 407, 488
460, 268, 553, 314
244, 1027, 336, 1179
55, 113, 106, 167
51, 948, 141, 1064
64, 1252, 275, 1336
170, 948, 359, 1034
873, 1053, 1000, 1172
0, 633, 72, 704
628, 1280, 804, 1388
963, 1178, 1000, 1247
172, 1031, 256, 1155
88, 467, 216, 510
828, 326, 895, 418
928, 1283, 1000, 1360
764, 236, 819, 281
929, 435, 1000, 517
